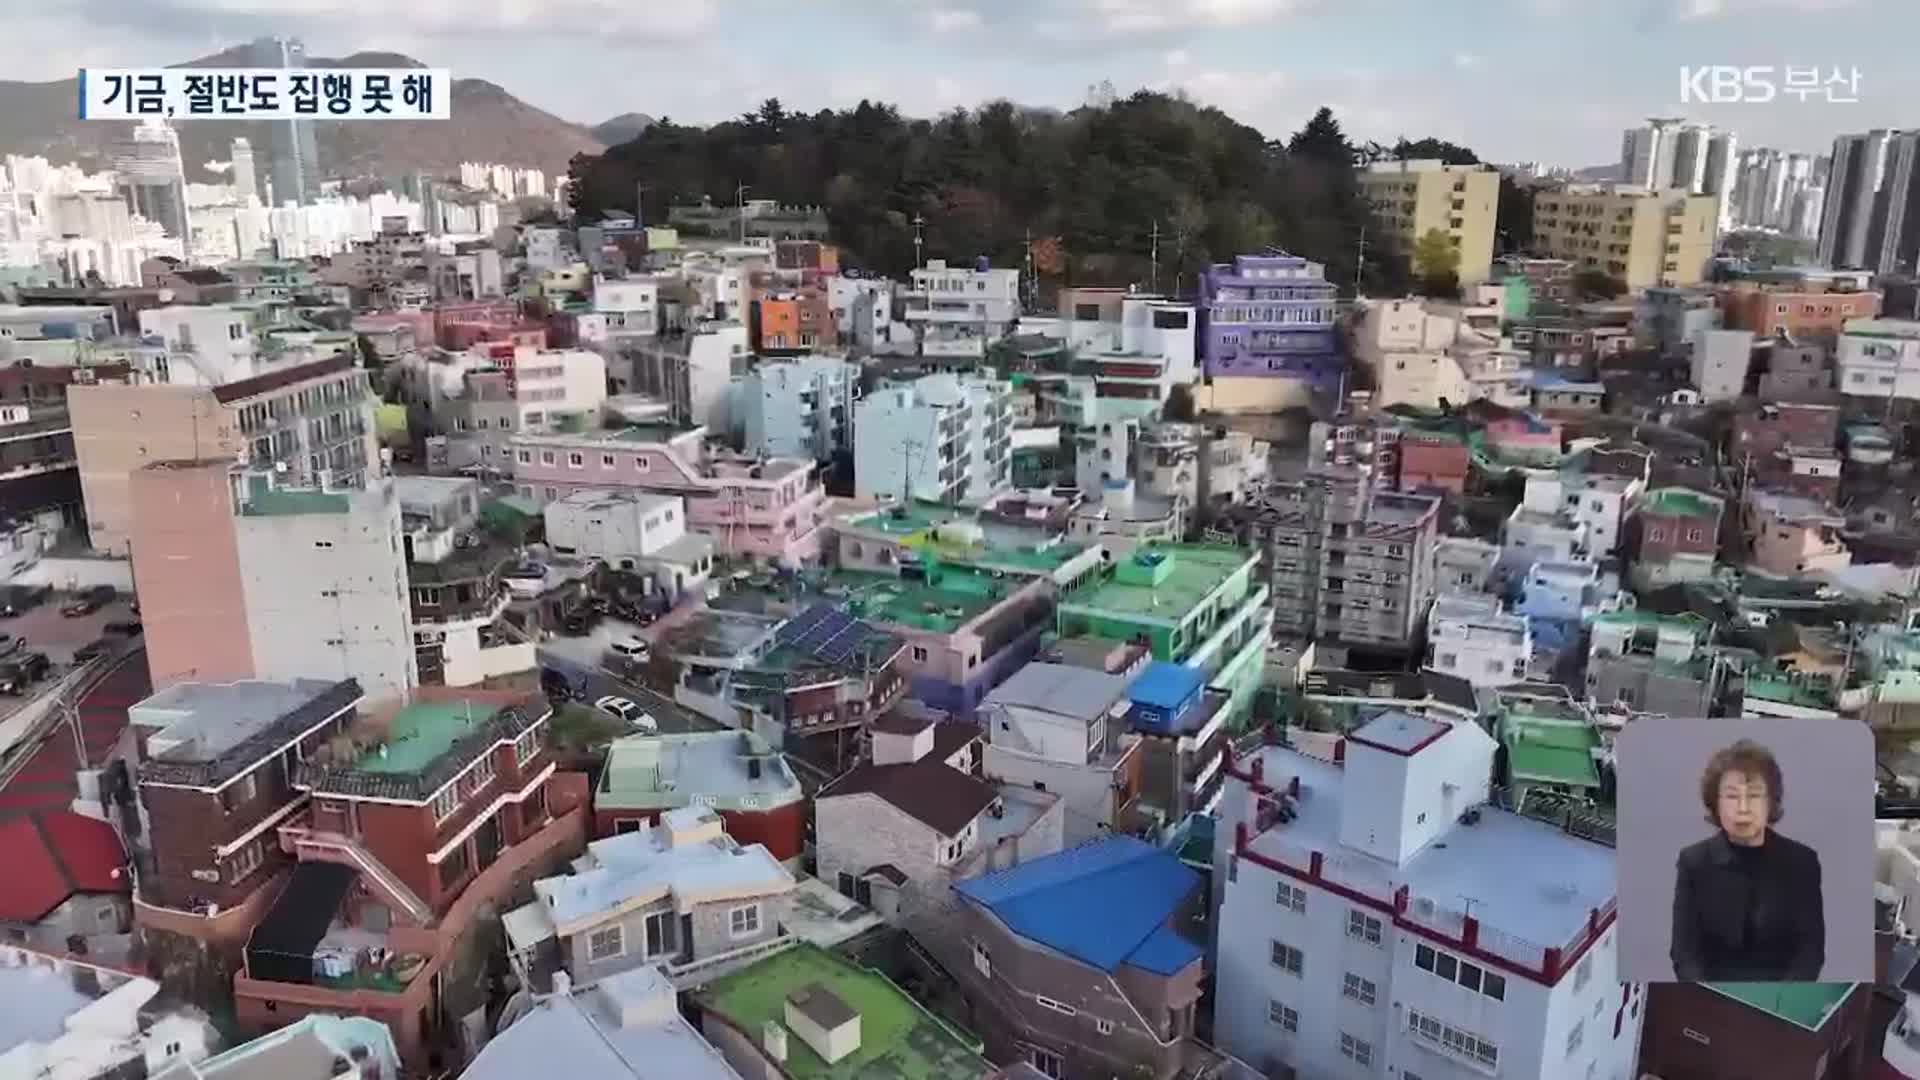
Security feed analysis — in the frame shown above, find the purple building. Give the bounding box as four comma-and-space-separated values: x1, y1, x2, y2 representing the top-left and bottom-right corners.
1199, 253, 1341, 386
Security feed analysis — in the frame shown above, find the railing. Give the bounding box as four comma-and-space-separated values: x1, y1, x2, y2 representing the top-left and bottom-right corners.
278, 815, 433, 925
661, 933, 796, 990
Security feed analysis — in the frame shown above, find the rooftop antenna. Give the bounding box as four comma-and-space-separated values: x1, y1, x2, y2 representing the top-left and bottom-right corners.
1149, 220, 1161, 295
1353, 223, 1368, 298
911, 214, 926, 269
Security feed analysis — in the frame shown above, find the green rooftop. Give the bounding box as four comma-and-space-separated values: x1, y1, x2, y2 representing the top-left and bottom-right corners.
1743, 671, 1837, 710
1708, 982, 1855, 1031
847, 506, 1090, 575
239, 487, 351, 516
1060, 544, 1256, 623
698, 943, 991, 1080
1503, 720, 1601, 788
1641, 487, 1721, 519
824, 568, 1008, 633
354, 702, 487, 774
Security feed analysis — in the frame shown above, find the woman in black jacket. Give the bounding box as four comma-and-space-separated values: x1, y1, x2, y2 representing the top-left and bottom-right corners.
1670, 739, 1824, 982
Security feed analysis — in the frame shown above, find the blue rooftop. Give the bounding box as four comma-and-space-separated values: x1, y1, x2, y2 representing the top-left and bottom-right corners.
954, 836, 1203, 975
1130, 662, 1205, 712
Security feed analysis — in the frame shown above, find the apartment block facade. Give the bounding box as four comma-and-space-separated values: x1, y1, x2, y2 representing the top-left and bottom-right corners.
853, 373, 1012, 505
1532, 186, 1720, 290
1196, 253, 1341, 413
1358, 161, 1501, 285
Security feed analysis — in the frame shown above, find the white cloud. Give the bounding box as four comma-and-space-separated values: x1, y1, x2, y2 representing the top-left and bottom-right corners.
1164, 48, 1192, 69
1453, 52, 1481, 70
927, 7, 983, 32
1084, 0, 1308, 33
1675, 0, 1859, 17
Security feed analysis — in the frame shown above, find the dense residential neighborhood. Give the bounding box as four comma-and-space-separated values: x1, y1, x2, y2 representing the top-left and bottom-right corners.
6, 9, 1920, 1080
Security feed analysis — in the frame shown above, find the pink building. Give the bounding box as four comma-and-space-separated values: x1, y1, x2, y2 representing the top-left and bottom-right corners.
1744, 488, 1850, 578
511, 424, 825, 566
1483, 413, 1562, 465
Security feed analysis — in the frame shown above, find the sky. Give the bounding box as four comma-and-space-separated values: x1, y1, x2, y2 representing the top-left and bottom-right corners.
3, 0, 1914, 166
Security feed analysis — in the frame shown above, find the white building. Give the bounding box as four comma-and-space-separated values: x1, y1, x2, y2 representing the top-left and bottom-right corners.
162, 1014, 399, 1080
231, 472, 418, 700
543, 489, 713, 601
1213, 715, 1637, 1080
1838, 318, 1920, 401
740, 355, 861, 461
853, 372, 1012, 505
1426, 594, 1532, 687
0, 947, 219, 1080
1690, 328, 1755, 402
137, 304, 259, 385
901, 258, 1020, 358
1505, 476, 1590, 570
595, 276, 660, 339
1559, 472, 1644, 558
625, 322, 747, 433
979, 663, 1140, 844
827, 275, 899, 352
1020, 294, 1199, 420
464, 966, 744, 1080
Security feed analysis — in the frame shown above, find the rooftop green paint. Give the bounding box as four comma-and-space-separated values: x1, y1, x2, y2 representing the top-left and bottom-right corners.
1640, 487, 1721, 519
1502, 720, 1601, 788
1742, 671, 1837, 709
1057, 544, 1258, 661
239, 487, 352, 516
1707, 982, 1854, 1031
354, 701, 491, 775
699, 943, 990, 1080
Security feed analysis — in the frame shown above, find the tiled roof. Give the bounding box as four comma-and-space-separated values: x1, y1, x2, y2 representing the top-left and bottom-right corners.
0, 811, 128, 922
955, 836, 1203, 975
819, 757, 995, 838
138, 679, 363, 789
297, 703, 544, 802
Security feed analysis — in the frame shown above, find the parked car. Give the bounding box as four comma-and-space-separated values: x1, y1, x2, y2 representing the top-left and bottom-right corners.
103, 620, 143, 637
607, 636, 651, 663
540, 654, 595, 702
594, 695, 658, 732
61, 586, 114, 618
0, 584, 51, 617
0, 634, 19, 657
0, 652, 51, 694
72, 639, 108, 663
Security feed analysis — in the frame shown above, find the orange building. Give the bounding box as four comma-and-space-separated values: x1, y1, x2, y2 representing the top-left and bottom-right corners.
1718, 284, 1880, 341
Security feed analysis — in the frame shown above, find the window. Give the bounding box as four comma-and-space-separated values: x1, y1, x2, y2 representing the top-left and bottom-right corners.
567, 452, 584, 468
1029, 1047, 1064, 1080
1340, 1033, 1373, 1066
1035, 995, 1077, 1016
1683, 1027, 1711, 1046
1094, 1018, 1113, 1035
587, 926, 624, 961
1566, 1020, 1584, 1056
1342, 973, 1377, 1006
643, 910, 676, 956
1347, 909, 1383, 945
728, 903, 761, 937
912, 645, 929, 662
517, 449, 532, 465
1275, 882, 1306, 912
602, 454, 615, 467
1267, 1001, 1298, 1032
972, 940, 991, 977
1416, 943, 1436, 971
1409, 1010, 1499, 1070
1269, 940, 1304, 976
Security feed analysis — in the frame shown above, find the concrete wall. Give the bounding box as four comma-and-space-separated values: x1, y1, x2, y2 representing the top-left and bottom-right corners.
70, 384, 239, 556
815, 792, 949, 914
562, 891, 787, 985
128, 461, 255, 689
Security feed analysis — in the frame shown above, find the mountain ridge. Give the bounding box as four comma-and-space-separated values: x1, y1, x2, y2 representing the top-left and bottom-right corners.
0, 46, 605, 185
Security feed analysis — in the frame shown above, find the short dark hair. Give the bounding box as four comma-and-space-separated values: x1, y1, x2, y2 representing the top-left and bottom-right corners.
1699, 739, 1785, 828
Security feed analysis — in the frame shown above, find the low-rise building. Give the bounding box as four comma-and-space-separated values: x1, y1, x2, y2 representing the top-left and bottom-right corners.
724, 603, 910, 768
1836, 318, 1920, 403
1495, 694, 1606, 813
947, 836, 1216, 1080
1692, 327, 1756, 401
0, 949, 217, 1080
1584, 610, 1720, 716
1518, 559, 1608, 623
815, 715, 1063, 921
1124, 661, 1232, 825
1532, 185, 1719, 290
504, 808, 794, 992
0, 811, 130, 951
397, 474, 532, 687
593, 732, 806, 862
1732, 400, 1840, 463
511, 423, 826, 567
1741, 669, 1840, 721
979, 662, 1144, 844
234, 690, 574, 1065
1530, 375, 1607, 417
1719, 281, 1880, 341
1636, 286, 1720, 357
131, 678, 363, 916
1431, 536, 1500, 595
1745, 488, 1850, 577
161, 1014, 400, 1080
464, 965, 743, 1080
853, 373, 1013, 505
692, 942, 997, 1079
1632, 486, 1724, 589
1055, 544, 1271, 727
1214, 715, 1636, 1080
1425, 594, 1532, 688
901, 258, 1020, 359
543, 489, 713, 603
1758, 341, 1832, 399
1639, 982, 1869, 1080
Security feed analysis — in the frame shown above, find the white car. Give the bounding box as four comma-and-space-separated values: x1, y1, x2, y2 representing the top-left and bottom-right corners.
607, 636, 651, 663
595, 695, 658, 732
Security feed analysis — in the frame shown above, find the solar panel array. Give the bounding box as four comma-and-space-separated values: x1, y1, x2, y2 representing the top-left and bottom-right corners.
776, 603, 877, 665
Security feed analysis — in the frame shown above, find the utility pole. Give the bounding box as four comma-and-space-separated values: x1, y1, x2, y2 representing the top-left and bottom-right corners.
633, 183, 647, 227
735, 183, 750, 245
1023, 228, 1036, 313
1352, 223, 1368, 298
911, 214, 926, 270
1149, 220, 1161, 295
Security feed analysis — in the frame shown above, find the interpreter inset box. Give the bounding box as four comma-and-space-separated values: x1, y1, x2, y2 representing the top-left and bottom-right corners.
1615, 715, 1874, 984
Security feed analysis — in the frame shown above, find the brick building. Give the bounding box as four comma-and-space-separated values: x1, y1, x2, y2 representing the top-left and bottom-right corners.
1639, 982, 1870, 1080
1719, 283, 1881, 341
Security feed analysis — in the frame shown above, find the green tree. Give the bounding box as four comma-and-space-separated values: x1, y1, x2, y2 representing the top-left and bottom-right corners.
1412, 227, 1462, 296
1496, 175, 1535, 254
1573, 268, 1626, 300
